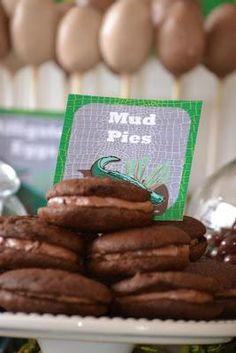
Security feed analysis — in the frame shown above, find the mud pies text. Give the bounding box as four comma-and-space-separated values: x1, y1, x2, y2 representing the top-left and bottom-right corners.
107, 112, 155, 144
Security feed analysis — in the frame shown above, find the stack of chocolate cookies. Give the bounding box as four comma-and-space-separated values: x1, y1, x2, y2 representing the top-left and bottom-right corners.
0, 177, 228, 320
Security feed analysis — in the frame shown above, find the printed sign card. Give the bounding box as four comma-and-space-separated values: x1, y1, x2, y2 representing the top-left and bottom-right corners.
0, 108, 63, 212
55, 95, 202, 220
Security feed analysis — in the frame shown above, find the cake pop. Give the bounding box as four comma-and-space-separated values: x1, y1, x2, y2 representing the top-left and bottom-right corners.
205, 4, 236, 79
11, 0, 59, 107
155, 0, 205, 99
1, 0, 18, 17
100, 0, 153, 98
56, 5, 102, 94
204, 4, 236, 176
0, 0, 23, 75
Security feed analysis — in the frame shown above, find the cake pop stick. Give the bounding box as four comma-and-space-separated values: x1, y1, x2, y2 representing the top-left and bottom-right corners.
100, 0, 153, 99
204, 4, 236, 175
120, 74, 132, 100
56, 5, 102, 95
172, 79, 182, 100
11, 0, 58, 108
70, 72, 82, 95
206, 80, 224, 177
31, 66, 38, 109
0, 51, 24, 108
154, 1, 205, 100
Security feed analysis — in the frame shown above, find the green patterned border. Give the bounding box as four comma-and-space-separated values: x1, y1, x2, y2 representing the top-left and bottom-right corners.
54, 94, 202, 220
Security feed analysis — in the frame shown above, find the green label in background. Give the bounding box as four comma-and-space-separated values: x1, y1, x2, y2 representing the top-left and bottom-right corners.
55, 95, 202, 221
0, 108, 63, 214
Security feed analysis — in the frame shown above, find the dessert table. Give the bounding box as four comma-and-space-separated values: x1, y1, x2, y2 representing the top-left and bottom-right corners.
0, 313, 235, 353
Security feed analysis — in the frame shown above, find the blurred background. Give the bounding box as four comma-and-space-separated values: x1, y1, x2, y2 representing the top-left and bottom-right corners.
0, 1, 236, 352
0, 0, 236, 216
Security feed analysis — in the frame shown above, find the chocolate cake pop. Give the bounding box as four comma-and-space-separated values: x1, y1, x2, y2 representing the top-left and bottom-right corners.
156, 0, 205, 98
0, 1, 23, 74
152, 0, 201, 27
2, 0, 18, 17
204, 4, 236, 79
204, 5, 236, 176
100, 0, 153, 98
56, 5, 102, 94
152, 0, 177, 27
0, 4, 10, 59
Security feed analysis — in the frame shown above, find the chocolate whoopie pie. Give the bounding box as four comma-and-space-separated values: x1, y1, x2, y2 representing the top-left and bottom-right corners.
112, 271, 223, 320
185, 257, 236, 318
0, 269, 112, 316
38, 178, 154, 232
0, 216, 84, 272
156, 216, 207, 261
88, 225, 191, 279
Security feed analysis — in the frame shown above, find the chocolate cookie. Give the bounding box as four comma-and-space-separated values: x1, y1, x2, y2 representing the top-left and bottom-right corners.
216, 288, 236, 318
185, 257, 236, 318
88, 225, 191, 280
112, 271, 223, 320
156, 216, 207, 261
38, 178, 154, 232
185, 257, 234, 287
0, 268, 112, 316
0, 216, 84, 272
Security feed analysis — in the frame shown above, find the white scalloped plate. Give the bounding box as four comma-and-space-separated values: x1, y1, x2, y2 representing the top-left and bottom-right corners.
0, 313, 235, 353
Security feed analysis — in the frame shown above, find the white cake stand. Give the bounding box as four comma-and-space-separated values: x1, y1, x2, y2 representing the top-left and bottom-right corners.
0, 313, 235, 353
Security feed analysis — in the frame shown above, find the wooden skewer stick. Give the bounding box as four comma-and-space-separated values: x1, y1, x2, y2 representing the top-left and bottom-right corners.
172, 77, 182, 100
216, 78, 224, 112
120, 73, 132, 99
31, 66, 38, 109
0, 67, 14, 108
63, 72, 70, 107
9, 71, 15, 108
70, 72, 82, 94
206, 79, 224, 176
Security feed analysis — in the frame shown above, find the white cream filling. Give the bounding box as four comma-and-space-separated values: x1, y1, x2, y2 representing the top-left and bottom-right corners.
118, 289, 213, 304
0, 237, 77, 262
48, 196, 153, 213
